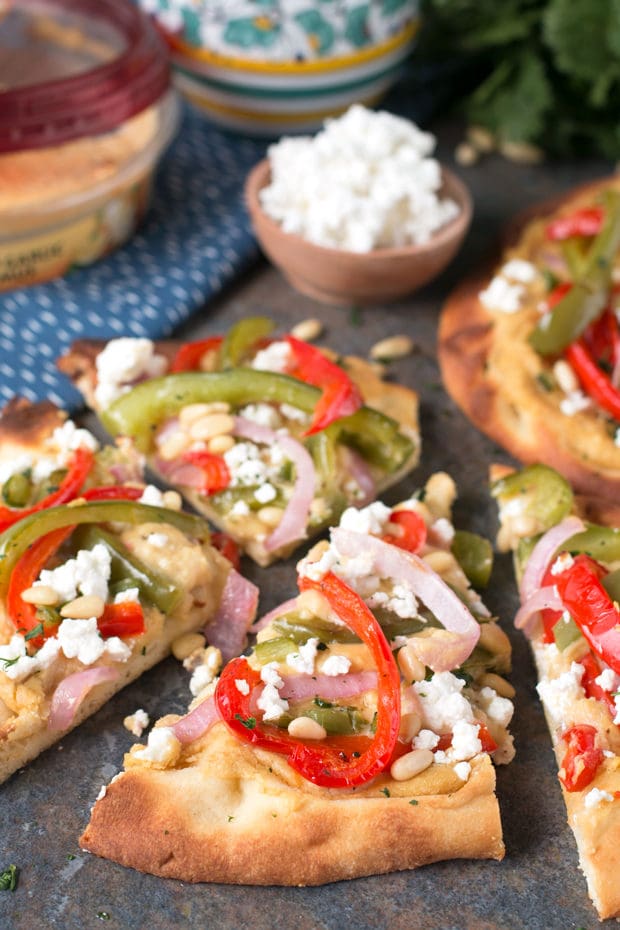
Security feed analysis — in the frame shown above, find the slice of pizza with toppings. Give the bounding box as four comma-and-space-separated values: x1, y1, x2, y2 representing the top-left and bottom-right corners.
438, 176, 620, 498
80, 473, 514, 885
57, 317, 420, 565
491, 462, 620, 920
0, 464, 258, 785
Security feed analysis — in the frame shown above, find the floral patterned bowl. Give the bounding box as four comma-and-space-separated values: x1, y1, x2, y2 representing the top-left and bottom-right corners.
140, 0, 420, 134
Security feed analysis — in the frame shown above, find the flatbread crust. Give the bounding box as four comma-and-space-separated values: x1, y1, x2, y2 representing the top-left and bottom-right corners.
80, 722, 503, 885
438, 175, 620, 498
58, 338, 420, 565
493, 464, 620, 919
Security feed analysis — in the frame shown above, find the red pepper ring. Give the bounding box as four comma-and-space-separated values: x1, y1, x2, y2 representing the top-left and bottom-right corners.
565, 339, 620, 421
558, 724, 604, 792
554, 553, 620, 676
215, 571, 401, 788
6, 485, 147, 647
545, 206, 605, 242
169, 336, 223, 373
0, 447, 95, 533
381, 509, 427, 554
285, 336, 362, 436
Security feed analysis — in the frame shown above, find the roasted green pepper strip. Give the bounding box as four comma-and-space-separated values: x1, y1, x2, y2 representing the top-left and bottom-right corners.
272, 613, 359, 644
553, 614, 582, 651
220, 316, 275, 369
491, 464, 573, 535
72, 525, 183, 615
0, 501, 208, 602
565, 524, 620, 563
101, 370, 414, 473
530, 189, 620, 355
451, 530, 493, 589
279, 703, 368, 735
603, 568, 620, 602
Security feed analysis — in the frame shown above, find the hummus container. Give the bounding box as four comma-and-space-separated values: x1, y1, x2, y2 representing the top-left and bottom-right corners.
0, 0, 179, 291
140, 0, 419, 135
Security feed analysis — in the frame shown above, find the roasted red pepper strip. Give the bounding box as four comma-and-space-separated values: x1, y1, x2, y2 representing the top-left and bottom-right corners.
182, 450, 230, 494
0, 447, 94, 533
215, 571, 400, 788
545, 207, 605, 242
554, 553, 620, 675
6, 485, 147, 647
565, 339, 620, 421
169, 337, 223, 373
584, 307, 620, 369
435, 722, 497, 754
285, 336, 362, 436
381, 509, 427, 554
558, 724, 604, 792
97, 601, 145, 639
580, 653, 617, 717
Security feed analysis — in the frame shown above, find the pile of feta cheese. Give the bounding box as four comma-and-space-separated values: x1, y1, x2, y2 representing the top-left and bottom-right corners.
259, 104, 460, 253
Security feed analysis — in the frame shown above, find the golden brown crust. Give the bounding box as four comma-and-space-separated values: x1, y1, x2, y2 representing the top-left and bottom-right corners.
80, 723, 503, 885
439, 175, 620, 499
0, 397, 66, 455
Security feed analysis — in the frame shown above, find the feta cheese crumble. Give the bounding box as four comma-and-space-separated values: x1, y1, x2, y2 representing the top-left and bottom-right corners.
257, 662, 289, 721
134, 726, 181, 766
36, 543, 111, 603
94, 338, 167, 408
124, 708, 150, 738
260, 105, 460, 253
536, 662, 585, 729
321, 654, 352, 677
286, 638, 319, 675
584, 787, 614, 810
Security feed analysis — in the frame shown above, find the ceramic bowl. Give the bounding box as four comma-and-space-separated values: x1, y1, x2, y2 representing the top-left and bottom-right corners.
245, 158, 473, 305
142, 1, 419, 134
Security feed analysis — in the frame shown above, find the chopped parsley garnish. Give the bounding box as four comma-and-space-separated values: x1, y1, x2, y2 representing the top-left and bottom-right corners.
24, 623, 44, 642
66, 854, 76, 861
349, 305, 363, 326
234, 713, 256, 730
228, 815, 235, 822
0, 656, 19, 670
409, 799, 419, 806
313, 697, 333, 708
0, 865, 19, 891
96, 912, 111, 921
380, 787, 391, 797
536, 372, 554, 393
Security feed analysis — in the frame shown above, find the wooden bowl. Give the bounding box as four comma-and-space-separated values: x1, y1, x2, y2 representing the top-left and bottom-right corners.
245, 158, 473, 305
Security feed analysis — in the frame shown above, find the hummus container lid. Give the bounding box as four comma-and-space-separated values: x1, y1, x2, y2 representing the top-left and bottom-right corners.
0, 0, 171, 154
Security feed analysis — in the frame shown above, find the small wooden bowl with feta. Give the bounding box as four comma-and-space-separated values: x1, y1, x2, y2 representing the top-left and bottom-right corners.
245, 106, 473, 306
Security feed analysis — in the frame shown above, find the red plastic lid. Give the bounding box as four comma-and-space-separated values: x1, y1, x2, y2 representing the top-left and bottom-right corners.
0, 0, 170, 153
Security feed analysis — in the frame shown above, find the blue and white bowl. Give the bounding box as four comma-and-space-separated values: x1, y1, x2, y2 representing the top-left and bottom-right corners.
140, 1, 420, 135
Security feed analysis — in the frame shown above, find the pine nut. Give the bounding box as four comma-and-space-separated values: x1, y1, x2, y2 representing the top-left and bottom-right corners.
296, 588, 330, 620
287, 716, 327, 740
207, 434, 235, 455
20, 585, 60, 606
454, 142, 479, 166
290, 318, 323, 342
478, 622, 511, 656
369, 335, 414, 361
424, 472, 457, 517
511, 514, 540, 537
553, 360, 579, 394
397, 644, 426, 683
60, 594, 105, 619
257, 505, 283, 528
188, 413, 235, 442
390, 748, 434, 782
499, 140, 544, 164
172, 632, 206, 662
179, 403, 217, 426
423, 550, 455, 576
467, 125, 495, 153
399, 711, 422, 742
158, 431, 190, 461
479, 672, 515, 700
162, 490, 183, 511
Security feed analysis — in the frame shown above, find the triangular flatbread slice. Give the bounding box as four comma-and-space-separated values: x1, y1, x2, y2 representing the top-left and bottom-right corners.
81, 473, 514, 885
491, 462, 620, 920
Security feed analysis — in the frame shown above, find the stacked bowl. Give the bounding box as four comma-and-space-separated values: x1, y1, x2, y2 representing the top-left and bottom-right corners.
140, 1, 420, 135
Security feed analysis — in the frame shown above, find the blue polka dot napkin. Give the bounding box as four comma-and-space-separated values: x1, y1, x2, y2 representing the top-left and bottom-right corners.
0, 104, 266, 412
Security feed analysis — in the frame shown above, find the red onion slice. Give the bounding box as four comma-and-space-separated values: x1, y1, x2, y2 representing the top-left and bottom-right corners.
331, 529, 480, 666
250, 597, 299, 634
153, 456, 206, 489
233, 417, 316, 553
48, 666, 119, 731
520, 515, 585, 602
171, 694, 220, 744
515, 584, 563, 634
205, 567, 259, 662
340, 447, 375, 507
279, 669, 378, 703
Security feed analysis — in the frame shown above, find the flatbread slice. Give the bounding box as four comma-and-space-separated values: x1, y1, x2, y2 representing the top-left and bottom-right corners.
0, 399, 256, 784
81, 473, 514, 885
438, 175, 620, 499
57, 320, 420, 565
492, 462, 620, 920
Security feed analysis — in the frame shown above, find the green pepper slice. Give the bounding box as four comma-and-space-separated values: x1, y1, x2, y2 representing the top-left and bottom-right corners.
0, 501, 208, 602
566, 524, 620, 563
278, 702, 368, 736
220, 316, 275, 369
72, 524, 183, 614
451, 530, 493, 589
530, 189, 620, 355
491, 464, 574, 534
